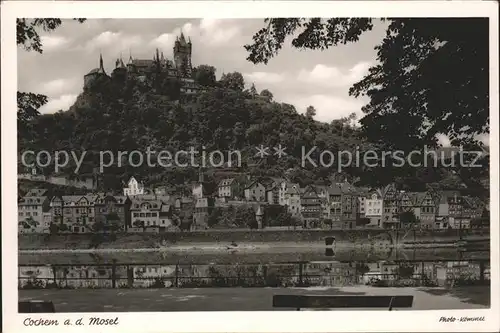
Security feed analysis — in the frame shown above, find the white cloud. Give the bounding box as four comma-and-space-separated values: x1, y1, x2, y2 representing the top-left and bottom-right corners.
349, 62, 372, 80
36, 78, 79, 97
85, 31, 143, 53
244, 72, 285, 85
89, 31, 121, 47
39, 94, 77, 114
286, 94, 366, 123
150, 33, 175, 49
149, 23, 197, 56
40, 35, 70, 52
198, 19, 240, 45
297, 62, 371, 88
199, 19, 219, 31
148, 19, 240, 59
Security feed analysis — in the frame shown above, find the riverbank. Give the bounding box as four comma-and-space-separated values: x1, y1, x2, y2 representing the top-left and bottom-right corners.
18, 247, 490, 265
18, 229, 490, 251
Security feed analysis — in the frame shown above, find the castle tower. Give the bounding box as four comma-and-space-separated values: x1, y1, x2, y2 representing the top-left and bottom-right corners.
112, 54, 127, 80
173, 32, 192, 77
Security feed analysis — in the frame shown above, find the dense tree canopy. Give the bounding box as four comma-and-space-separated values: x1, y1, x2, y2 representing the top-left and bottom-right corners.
245, 18, 490, 198
192, 65, 217, 87
245, 18, 489, 150
305, 106, 316, 119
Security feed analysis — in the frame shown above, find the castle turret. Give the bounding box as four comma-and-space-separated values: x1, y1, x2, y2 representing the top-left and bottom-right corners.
112, 54, 127, 80
126, 51, 136, 73
83, 53, 108, 88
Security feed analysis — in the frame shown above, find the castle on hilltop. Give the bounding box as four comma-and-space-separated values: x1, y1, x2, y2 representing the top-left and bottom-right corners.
83, 32, 198, 95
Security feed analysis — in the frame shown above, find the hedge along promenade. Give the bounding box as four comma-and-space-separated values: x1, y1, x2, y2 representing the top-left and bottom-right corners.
18, 228, 490, 250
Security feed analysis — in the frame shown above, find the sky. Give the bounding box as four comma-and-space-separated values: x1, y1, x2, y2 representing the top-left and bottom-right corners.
18, 18, 388, 124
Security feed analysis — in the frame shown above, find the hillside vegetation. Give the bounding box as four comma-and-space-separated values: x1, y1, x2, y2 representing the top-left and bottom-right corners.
18, 66, 486, 195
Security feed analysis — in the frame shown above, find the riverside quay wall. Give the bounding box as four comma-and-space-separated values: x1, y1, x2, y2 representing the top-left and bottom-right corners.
18, 229, 489, 250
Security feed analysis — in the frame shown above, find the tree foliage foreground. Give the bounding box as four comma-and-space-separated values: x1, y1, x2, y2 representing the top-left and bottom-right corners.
245, 18, 489, 150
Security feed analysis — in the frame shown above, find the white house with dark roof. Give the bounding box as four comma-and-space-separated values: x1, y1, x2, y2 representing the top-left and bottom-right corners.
218, 178, 237, 198
130, 199, 162, 229
123, 176, 145, 196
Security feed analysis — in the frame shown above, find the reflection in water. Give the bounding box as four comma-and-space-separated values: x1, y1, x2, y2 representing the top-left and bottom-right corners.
19, 258, 490, 290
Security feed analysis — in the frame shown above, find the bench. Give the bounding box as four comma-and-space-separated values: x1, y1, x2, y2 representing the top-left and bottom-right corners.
273, 295, 413, 311
19, 301, 56, 313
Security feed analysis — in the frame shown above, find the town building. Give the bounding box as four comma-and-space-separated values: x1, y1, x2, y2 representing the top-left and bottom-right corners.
416, 191, 438, 229
365, 191, 383, 227
300, 186, 322, 228
18, 191, 50, 233
218, 178, 239, 199
94, 195, 131, 232
381, 184, 400, 228
244, 180, 266, 202
256, 205, 264, 229
277, 181, 298, 206
284, 185, 301, 217
129, 198, 164, 231
327, 185, 343, 225
340, 188, 358, 229
46, 195, 99, 233
193, 197, 214, 229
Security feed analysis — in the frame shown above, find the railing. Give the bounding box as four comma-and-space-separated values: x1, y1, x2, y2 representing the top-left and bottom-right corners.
19, 261, 491, 290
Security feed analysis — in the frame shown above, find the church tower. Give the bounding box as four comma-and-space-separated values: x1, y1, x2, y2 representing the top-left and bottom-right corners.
173, 32, 192, 77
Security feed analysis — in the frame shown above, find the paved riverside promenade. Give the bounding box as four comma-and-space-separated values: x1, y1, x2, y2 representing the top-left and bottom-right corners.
19, 285, 490, 312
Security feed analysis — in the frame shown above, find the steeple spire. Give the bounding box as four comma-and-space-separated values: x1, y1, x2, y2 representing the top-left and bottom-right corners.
119, 52, 125, 68
98, 52, 106, 74
128, 49, 133, 64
